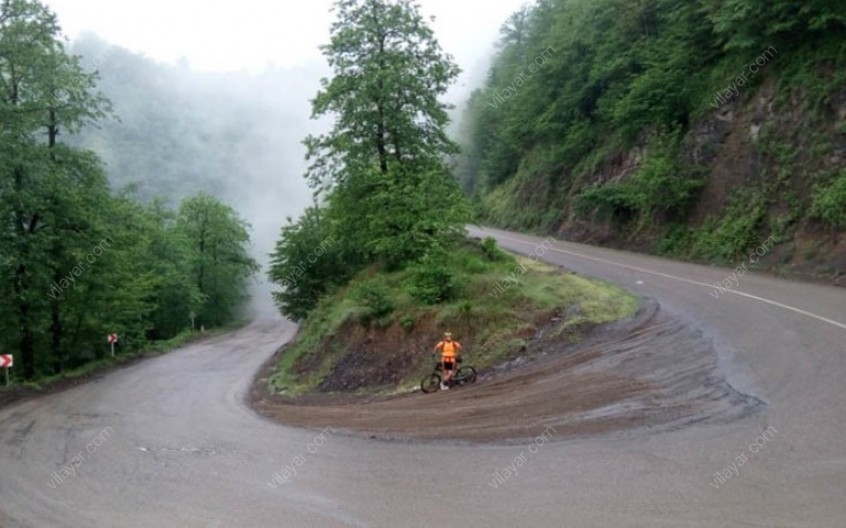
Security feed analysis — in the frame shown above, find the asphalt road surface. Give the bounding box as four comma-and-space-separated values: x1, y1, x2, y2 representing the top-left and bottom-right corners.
1, 227, 844, 527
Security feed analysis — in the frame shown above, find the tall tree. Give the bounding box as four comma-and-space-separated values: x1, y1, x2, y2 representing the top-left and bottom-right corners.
268, 206, 346, 321
0, 0, 109, 377
301, 0, 467, 268
177, 193, 259, 328
305, 0, 461, 191
142, 200, 204, 340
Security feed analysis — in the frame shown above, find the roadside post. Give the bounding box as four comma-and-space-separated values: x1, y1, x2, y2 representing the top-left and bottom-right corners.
108, 333, 119, 358
0, 355, 13, 386
189, 311, 196, 332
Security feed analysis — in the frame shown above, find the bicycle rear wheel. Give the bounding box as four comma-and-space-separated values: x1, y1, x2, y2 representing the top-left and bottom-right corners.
455, 366, 477, 384
421, 373, 442, 393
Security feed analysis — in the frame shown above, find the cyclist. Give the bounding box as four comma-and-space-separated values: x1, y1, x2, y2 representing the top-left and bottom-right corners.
433, 331, 462, 390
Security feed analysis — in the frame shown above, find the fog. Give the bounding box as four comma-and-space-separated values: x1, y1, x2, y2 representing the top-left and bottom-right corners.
50, 1, 529, 317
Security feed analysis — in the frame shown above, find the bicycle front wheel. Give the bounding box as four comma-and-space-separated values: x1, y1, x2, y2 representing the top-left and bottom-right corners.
421, 373, 442, 393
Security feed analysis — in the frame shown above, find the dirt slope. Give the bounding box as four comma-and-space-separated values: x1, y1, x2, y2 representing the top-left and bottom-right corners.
251, 300, 762, 443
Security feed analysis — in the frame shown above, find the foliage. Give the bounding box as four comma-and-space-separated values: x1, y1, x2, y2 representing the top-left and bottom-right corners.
480, 237, 502, 261
352, 279, 395, 324
141, 200, 205, 340
304, 0, 461, 194
326, 165, 469, 269
268, 206, 347, 321
692, 190, 768, 262
405, 253, 459, 305
0, 1, 257, 380
456, 0, 846, 246
810, 170, 846, 229
176, 193, 259, 327
704, 0, 846, 53
575, 183, 638, 223
575, 131, 704, 225
628, 133, 705, 220
270, 0, 469, 317
656, 224, 695, 257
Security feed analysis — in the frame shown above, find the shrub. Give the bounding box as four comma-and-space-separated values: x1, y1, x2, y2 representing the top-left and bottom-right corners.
481, 237, 501, 260
631, 142, 705, 220
352, 281, 394, 324
657, 224, 695, 256
406, 254, 459, 305
692, 190, 768, 262
574, 182, 638, 222
574, 132, 705, 226
268, 206, 347, 320
400, 315, 415, 330
810, 171, 846, 229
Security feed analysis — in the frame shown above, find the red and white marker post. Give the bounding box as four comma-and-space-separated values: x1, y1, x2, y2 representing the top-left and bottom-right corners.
107, 334, 119, 358
0, 354, 12, 386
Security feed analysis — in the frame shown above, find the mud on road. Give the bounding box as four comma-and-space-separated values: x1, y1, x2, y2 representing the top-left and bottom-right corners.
251, 300, 763, 444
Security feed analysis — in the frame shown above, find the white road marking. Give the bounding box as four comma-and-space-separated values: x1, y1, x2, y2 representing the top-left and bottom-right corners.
491, 233, 846, 333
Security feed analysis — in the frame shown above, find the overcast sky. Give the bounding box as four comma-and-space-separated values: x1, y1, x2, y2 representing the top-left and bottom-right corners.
45, 0, 528, 88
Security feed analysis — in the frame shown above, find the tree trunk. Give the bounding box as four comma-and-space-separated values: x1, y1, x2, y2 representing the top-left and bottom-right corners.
13, 166, 36, 379
48, 110, 64, 374
50, 276, 64, 374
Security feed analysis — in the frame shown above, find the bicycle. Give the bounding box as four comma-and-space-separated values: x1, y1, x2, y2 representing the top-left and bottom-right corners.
420, 354, 477, 393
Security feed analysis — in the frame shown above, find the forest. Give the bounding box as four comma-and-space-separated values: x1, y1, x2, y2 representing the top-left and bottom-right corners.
456, 0, 846, 271
0, 1, 258, 381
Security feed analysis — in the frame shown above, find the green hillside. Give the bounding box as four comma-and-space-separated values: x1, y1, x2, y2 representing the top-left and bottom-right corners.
456, 0, 846, 282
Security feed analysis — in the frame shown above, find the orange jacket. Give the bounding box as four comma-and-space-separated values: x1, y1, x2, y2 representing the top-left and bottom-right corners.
435, 339, 462, 358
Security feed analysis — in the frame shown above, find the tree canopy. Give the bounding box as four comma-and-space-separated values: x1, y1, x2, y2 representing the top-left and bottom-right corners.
270, 0, 469, 320
0, 0, 258, 380
456, 0, 846, 240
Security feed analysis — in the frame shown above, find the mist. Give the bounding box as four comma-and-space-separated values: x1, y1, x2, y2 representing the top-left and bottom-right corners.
61, 0, 523, 320
67, 33, 332, 319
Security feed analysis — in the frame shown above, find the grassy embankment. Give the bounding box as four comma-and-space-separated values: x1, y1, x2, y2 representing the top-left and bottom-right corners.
270, 238, 638, 397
